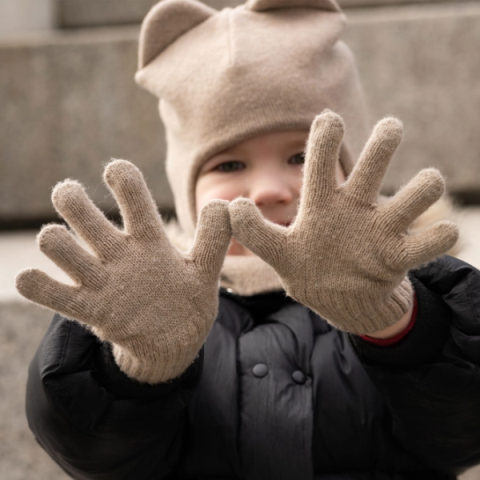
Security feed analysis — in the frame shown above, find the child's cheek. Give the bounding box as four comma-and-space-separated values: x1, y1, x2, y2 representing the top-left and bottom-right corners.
195, 177, 242, 217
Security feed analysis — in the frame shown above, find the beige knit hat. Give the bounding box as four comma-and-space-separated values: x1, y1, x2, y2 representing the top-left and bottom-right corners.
135, 0, 369, 237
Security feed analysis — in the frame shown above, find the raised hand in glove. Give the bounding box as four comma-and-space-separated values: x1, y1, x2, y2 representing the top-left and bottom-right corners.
16, 160, 231, 383
229, 111, 458, 335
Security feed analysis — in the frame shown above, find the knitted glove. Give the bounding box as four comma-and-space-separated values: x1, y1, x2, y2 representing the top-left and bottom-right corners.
229, 111, 458, 335
16, 160, 231, 383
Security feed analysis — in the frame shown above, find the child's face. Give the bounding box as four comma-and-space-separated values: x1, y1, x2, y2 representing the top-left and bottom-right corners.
196, 131, 345, 255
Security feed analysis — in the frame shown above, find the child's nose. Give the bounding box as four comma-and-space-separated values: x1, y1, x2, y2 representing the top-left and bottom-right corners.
250, 174, 295, 207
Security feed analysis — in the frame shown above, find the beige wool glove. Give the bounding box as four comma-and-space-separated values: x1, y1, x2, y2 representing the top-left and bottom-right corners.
229, 111, 459, 335
16, 160, 231, 383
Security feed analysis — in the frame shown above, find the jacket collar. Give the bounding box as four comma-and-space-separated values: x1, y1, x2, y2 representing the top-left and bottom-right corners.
220, 255, 284, 296
165, 220, 284, 296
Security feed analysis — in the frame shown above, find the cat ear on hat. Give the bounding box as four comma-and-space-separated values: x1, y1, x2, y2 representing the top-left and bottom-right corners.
138, 0, 216, 69
245, 0, 340, 12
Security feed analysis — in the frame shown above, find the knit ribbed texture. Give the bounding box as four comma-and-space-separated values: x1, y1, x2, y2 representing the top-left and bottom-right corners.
135, 0, 369, 238
229, 111, 459, 334
16, 160, 232, 383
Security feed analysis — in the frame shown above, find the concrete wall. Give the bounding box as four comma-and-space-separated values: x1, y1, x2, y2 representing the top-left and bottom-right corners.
0, 0, 57, 34
0, 26, 171, 224
341, 0, 474, 6
345, 2, 480, 196
56, 0, 478, 27
0, 301, 69, 480
59, 0, 158, 28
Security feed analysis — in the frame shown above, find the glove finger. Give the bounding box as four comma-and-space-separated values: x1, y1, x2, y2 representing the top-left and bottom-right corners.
402, 221, 459, 268
104, 160, 168, 242
15, 268, 93, 322
38, 224, 104, 288
346, 117, 402, 204
298, 110, 344, 217
229, 198, 286, 267
381, 168, 445, 232
189, 200, 232, 278
52, 180, 122, 260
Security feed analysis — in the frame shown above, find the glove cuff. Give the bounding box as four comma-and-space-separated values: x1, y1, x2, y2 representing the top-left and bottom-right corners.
360, 276, 414, 335
111, 340, 203, 384
311, 276, 414, 335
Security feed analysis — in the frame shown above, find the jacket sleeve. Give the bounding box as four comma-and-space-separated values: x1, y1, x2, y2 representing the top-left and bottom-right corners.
26, 314, 202, 480
349, 255, 480, 476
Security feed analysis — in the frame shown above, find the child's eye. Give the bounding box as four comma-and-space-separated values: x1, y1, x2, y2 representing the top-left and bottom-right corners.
289, 153, 305, 165
215, 161, 245, 173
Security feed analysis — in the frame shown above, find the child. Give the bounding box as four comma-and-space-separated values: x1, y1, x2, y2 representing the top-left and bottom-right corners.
16, 0, 480, 478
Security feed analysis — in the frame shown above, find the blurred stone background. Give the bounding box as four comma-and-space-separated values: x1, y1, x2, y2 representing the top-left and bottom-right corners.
0, 0, 479, 478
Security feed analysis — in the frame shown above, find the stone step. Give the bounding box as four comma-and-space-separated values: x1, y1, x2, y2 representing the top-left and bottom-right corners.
0, 25, 171, 224
345, 2, 480, 198
0, 0, 56, 35
57, 0, 479, 28
0, 301, 68, 480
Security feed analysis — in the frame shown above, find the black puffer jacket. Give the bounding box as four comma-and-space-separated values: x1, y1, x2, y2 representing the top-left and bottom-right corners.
27, 256, 480, 479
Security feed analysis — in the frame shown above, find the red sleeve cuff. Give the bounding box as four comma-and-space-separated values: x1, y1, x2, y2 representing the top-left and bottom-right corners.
359, 294, 418, 347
